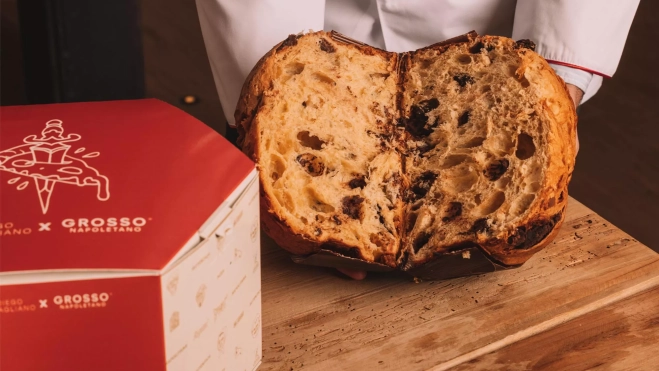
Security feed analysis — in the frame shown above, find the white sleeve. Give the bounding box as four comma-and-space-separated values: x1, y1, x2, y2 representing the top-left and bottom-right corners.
513, 0, 639, 102
195, 0, 325, 126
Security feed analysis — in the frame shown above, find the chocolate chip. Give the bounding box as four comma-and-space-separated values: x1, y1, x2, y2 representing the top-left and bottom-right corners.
442, 202, 462, 222
341, 195, 364, 220
458, 111, 471, 126
296, 153, 325, 176
514, 39, 536, 51
413, 232, 432, 253
453, 74, 475, 88
348, 176, 367, 189
484, 159, 510, 181
410, 171, 438, 200
302, 101, 307, 107
319, 38, 336, 53
332, 215, 342, 225
418, 98, 440, 113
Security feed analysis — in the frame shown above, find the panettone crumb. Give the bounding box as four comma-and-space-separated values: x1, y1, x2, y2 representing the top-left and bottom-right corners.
237, 31, 576, 271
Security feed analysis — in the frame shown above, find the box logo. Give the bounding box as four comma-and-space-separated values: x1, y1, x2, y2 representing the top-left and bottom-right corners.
0, 119, 110, 214
52, 292, 110, 310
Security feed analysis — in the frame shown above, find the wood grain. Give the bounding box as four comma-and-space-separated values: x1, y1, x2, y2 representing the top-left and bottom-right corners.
260, 197, 659, 371
451, 286, 659, 371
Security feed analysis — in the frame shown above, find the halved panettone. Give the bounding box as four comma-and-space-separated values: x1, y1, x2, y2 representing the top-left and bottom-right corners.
235, 31, 576, 279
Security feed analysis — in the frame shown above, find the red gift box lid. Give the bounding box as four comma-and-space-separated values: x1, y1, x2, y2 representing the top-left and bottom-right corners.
0, 99, 254, 273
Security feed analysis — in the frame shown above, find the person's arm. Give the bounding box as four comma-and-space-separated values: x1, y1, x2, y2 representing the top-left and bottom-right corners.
512, 0, 640, 105
195, 0, 325, 131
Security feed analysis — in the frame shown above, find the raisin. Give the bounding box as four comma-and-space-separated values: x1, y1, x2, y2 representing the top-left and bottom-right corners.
418, 98, 440, 113
507, 213, 561, 249
348, 176, 367, 189
277, 34, 299, 51
296, 153, 325, 176
319, 38, 336, 53
453, 74, 475, 88
442, 202, 462, 222
484, 159, 510, 181
469, 41, 485, 54
341, 196, 364, 220
405, 102, 441, 137
413, 232, 432, 253
410, 171, 438, 200
469, 218, 489, 234
514, 39, 536, 51
458, 110, 471, 126
510, 222, 551, 249
404, 98, 439, 137
405, 105, 431, 137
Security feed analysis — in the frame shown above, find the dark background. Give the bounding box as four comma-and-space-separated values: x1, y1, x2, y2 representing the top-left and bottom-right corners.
2, 0, 657, 251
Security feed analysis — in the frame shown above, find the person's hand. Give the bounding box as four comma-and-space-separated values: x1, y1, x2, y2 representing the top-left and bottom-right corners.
336, 267, 367, 280
565, 83, 584, 153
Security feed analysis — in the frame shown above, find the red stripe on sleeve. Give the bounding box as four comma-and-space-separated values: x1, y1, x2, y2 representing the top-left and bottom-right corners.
546, 60, 611, 79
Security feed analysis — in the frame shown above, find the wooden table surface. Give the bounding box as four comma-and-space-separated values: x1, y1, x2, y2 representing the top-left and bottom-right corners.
259, 197, 659, 371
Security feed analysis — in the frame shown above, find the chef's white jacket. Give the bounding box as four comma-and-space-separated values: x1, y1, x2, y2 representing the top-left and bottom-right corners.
195, 0, 639, 127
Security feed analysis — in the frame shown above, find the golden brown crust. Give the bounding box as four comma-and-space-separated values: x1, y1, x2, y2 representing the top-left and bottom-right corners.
236, 31, 577, 276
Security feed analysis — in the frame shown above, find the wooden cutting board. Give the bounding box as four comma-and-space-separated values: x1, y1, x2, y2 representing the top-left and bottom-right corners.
259, 197, 659, 370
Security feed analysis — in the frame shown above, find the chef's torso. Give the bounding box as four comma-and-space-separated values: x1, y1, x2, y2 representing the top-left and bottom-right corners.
195, 0, 639, 125
325, 0, 517, 52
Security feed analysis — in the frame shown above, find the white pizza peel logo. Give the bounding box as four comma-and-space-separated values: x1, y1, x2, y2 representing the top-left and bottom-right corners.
0, 119, 110, 214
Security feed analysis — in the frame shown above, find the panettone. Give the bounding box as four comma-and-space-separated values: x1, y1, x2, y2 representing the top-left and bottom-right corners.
234, 31, 576, 279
